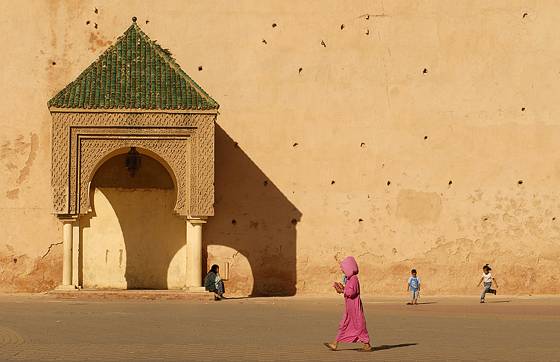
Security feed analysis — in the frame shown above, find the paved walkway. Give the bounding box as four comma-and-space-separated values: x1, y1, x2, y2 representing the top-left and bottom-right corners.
0, 293, 559, 361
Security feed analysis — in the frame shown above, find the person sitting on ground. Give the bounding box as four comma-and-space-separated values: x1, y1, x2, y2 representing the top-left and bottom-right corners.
204, 264, 225, 300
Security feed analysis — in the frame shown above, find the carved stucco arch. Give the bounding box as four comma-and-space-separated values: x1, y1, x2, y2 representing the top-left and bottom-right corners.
82, 141, 186, 215
50, 111, 216, 218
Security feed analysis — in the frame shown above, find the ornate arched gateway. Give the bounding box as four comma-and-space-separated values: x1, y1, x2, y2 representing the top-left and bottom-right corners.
48, 18, 218, 291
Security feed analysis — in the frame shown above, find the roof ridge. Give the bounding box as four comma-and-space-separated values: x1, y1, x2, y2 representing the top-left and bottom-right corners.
131, 24, 217, 107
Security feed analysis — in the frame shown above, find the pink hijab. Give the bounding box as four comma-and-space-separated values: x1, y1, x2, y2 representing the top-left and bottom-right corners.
340, 256, 359, 278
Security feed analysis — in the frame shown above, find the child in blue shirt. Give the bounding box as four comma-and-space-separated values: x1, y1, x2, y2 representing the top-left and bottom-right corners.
407, 269, 421, 305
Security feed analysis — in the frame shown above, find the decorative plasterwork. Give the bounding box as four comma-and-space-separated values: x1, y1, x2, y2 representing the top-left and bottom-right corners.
50, 112, 215, 217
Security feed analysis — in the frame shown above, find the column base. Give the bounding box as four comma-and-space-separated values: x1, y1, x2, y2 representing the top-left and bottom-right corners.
184, 286, 206, 293
55, 285, 77, 291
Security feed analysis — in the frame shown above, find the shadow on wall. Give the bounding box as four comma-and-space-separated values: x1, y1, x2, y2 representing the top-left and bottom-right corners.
80, 153, 185, 289
204, 125, 302, 297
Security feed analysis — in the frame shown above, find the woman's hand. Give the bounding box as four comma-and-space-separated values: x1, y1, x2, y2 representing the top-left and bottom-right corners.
333, 282, 344, 294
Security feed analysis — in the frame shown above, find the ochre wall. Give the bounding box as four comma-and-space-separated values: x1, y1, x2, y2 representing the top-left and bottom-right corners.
1, 1, 560, 295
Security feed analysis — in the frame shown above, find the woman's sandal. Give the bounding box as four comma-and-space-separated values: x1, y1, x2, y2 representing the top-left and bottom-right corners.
323, 342, 337, 351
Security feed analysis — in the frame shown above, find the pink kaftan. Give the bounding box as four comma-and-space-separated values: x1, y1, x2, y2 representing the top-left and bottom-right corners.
335, 256, 370, 344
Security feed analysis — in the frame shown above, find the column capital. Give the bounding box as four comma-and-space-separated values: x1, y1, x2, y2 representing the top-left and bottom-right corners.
57, 215, 78, 223
187, 217, 207, 225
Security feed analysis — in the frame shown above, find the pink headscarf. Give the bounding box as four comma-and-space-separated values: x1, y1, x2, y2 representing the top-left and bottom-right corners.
340, 256, 359, 278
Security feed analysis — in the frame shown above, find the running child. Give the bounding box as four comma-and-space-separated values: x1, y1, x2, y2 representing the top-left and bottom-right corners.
477, 264, 498, 303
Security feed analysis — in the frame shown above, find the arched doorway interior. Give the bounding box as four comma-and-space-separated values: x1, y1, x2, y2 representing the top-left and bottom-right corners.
80, 149, 186, 289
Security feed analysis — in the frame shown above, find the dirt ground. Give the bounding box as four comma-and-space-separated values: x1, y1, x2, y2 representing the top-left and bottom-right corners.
0, 293, 559, 361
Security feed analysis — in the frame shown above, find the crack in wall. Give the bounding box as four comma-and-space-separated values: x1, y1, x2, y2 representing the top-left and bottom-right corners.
41, 242, 62, 259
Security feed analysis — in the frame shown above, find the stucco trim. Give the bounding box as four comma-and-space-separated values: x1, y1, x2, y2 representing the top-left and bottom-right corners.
50, 112, 215, 218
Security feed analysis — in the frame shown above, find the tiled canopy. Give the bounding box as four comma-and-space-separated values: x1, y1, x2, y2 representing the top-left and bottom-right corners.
48, 19, 218, 111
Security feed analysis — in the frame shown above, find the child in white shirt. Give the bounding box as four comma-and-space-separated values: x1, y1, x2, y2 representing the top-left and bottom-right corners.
477, 264, 498, 303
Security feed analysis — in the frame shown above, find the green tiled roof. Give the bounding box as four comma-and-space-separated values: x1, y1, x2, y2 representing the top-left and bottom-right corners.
48, 21, 218, 110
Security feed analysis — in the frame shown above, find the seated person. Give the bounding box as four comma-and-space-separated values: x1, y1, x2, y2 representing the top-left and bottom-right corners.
204, 264, 225, 300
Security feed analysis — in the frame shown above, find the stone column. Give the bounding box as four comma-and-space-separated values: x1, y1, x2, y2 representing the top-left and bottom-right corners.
185, 218, 207, 291
72, 220, 80, 288
57, 218, 76, 290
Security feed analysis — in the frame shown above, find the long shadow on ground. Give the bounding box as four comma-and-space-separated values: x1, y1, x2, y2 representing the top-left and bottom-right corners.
373, 343, 418, 351
334, 343, 418, 352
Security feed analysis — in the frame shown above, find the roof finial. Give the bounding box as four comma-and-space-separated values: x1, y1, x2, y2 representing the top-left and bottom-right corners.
132, 16, 137, 23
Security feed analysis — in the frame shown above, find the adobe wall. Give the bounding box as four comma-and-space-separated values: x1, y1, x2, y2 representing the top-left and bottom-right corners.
1, 1, 560, 295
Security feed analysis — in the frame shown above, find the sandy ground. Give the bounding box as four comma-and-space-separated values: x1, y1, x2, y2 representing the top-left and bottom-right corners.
0, 293, 559, 361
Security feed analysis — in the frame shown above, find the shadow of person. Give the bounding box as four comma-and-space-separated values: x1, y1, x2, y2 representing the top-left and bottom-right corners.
204, 125, 302, 297
340, 343, 418, 352
373, 343, 418, 351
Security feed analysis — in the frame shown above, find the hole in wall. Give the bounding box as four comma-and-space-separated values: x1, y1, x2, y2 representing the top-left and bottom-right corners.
521, 107, 526, 111
231, 219, 237, 225
13, 258, 17, 263
298, 67, 303, 74
198, 66, 203, 71
518, 180, 524, 185
272, 23, 277, 28
94, 23, 98, 29
424, 136, 428, 140
86, 20, 90, 25
94, 7, 98, 14
448, 180, 453, 186
321, 40, 326, 47
331, 180, 336, 185
523, 12, 528, 18
340, 24, 345, 30
146, 20, 149, 24
263, 180, 268, 186
52, 61, 56, 66
358, 218, 363, 222
387, 180, 391, 186
291, 218, 298, 225
422, 68, 428, 74
293, 142, 298, 147
262, 39, 267, 45
360, 142, 366, 147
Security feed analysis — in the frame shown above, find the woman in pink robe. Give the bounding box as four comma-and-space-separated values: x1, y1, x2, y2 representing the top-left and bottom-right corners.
324, 256, 372, 351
